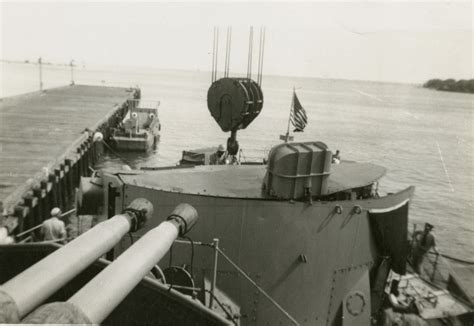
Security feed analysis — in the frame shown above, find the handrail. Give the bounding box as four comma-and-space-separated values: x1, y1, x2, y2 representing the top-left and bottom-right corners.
165, 284, 238, 325
171, 238, 299, 325
128, 99, 160, 109
426, 249, 474, 265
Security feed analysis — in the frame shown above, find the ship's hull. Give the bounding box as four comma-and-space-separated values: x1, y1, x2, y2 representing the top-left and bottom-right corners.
104, 170, 414, 326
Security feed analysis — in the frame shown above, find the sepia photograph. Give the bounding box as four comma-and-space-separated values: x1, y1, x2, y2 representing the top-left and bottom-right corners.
0, 1, 473, 325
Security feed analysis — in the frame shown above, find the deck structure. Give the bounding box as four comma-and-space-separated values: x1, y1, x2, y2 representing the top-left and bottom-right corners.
0, 84, 138, 233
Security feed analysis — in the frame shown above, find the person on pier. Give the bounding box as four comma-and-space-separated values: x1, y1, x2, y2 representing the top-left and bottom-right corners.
40, 208, 67, 244
332, 150, 341, 164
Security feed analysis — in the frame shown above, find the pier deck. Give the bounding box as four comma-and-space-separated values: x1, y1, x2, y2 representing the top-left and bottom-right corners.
0, 85, 137, 232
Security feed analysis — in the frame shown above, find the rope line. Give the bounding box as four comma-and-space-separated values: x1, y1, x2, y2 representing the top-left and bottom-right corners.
100, 140, 133, 166
216, 247, 300, 325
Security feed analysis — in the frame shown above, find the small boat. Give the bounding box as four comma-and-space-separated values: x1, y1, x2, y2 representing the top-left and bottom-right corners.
111, 99, 161, 152
180, 147, 219, 166
179, 146, 265, 166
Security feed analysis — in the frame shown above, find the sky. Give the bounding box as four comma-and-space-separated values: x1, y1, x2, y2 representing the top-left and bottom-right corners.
0, 1, 472, 83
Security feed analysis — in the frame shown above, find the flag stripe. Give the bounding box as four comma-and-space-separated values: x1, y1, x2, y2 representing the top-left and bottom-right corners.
290, 92, 307, 132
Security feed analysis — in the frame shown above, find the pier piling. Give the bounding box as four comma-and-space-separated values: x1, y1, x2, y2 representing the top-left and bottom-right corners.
0, 85, 139, 237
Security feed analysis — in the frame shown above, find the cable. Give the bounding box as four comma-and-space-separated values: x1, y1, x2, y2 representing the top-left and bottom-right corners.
257, 26, 263, 85
100, 139, 133, 166
205, 289, 238, 325
224, 27, 229, 78
212, 27, 216, 82
152, 264, 167, 283
440, 253, 474, 265
215, 247, 299, 325
227, 26, 232, 77
259, 27, 266, 86
214, 27, 219, 82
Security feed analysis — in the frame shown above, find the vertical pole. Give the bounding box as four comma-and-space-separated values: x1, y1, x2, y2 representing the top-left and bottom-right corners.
70, 60, 75, 86
38, 57, 43, 91
285, 88, 295, 142
210, 238, 219, 308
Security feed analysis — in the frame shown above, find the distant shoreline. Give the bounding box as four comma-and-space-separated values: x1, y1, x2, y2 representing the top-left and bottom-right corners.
423, 79, 474, 94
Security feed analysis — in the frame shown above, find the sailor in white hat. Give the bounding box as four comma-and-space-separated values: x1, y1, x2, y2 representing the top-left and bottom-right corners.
40, 207, 67, 243
210, 144, 226, 165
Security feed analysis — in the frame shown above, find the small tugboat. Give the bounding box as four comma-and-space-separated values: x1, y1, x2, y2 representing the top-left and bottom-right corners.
110, 99, 161, 152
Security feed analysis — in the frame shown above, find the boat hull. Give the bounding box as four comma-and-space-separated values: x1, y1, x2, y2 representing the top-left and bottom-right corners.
111, 133, 158, 152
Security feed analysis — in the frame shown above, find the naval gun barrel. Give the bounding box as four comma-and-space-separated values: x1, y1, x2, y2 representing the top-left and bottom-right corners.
23, 203, 199, 324
0, 198, 153, 322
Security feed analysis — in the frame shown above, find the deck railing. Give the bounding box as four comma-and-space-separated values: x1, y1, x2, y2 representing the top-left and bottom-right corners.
170, 238, 300, 325
410, 223, 474, 286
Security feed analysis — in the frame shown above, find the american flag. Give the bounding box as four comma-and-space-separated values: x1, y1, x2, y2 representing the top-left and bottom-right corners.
290, 92, 307, 132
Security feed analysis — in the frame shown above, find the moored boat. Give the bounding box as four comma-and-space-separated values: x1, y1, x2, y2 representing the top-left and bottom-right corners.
110, 99, 161, 152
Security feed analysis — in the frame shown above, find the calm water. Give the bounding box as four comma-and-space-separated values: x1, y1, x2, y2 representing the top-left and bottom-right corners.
1, 62, 473, 259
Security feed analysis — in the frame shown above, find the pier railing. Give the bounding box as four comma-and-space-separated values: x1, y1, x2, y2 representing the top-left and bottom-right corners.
127, 99, 160, 110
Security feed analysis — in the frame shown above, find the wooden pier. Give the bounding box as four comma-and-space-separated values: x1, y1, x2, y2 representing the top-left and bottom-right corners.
0, 85, 138, 234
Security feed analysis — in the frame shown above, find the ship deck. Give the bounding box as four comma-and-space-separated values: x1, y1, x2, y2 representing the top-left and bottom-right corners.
117, 162, 387, 198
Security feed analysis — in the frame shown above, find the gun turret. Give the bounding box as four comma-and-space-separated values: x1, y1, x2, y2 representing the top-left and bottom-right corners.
0, 198, 153, 323
21, 203, 198, 324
